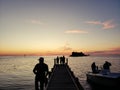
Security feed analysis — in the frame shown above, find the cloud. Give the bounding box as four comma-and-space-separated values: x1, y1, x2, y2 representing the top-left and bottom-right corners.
89, 47, 120, 56
86, 20, 116, 30
109, 47, 120, 54
58, 42, 72, 51
102, 20, 115, 29
86, 21, 101, 25
31, 20, 43, 25
26, 19, 44, 25
65, 30, 88, 34
61, 46, 72, 51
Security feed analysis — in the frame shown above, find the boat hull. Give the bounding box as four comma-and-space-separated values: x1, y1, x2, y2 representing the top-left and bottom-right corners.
86, 72, 120, 89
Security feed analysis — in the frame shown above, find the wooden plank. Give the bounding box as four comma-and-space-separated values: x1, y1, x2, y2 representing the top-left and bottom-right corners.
46, 64, 84, 90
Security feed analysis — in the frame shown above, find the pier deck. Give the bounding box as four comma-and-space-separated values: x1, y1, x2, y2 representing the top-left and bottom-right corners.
46, 64, 84, 90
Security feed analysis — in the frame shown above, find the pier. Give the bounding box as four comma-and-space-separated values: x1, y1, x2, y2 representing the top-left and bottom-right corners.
46, 59, 84, 90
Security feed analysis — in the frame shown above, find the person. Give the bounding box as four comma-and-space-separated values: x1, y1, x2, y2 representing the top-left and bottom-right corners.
60, 56, 63, 64
33, 57, 49, 90
91, 62, 98, 73
103, 61, 111, 74
62, 55, 65, 64
56, 56, 59, 64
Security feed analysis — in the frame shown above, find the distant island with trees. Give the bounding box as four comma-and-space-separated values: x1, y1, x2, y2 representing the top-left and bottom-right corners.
70, 52, 89, 57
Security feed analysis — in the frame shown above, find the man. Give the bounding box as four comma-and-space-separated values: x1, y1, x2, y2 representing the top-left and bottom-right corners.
103, 61, 111, 74
91, 62, 99, 73
33, 57, 49, 90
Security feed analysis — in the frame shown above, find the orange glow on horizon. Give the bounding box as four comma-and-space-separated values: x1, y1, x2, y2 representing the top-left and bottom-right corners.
0, 47, 120, 56
0, 49, 72, 56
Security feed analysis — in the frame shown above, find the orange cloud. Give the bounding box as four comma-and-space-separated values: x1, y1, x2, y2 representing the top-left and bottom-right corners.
102, 20, 116, 29
89, 47, 120, 56
65, 30, 88, 34
86, 20, 116, 30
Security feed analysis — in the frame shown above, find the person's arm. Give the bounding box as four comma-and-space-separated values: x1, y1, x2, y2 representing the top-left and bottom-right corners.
109, 62, 111, 66
33, 64, 37, 74
45, 65, 49, 76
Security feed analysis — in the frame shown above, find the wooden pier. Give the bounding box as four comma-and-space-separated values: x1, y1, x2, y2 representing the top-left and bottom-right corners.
45, 64, 84, 90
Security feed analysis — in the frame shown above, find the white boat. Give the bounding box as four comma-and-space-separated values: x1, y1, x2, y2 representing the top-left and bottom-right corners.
86, 72, 120, 89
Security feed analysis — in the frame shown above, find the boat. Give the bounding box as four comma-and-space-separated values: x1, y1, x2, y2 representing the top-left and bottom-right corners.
86, 72, 120, 89
70, 52, 89, 57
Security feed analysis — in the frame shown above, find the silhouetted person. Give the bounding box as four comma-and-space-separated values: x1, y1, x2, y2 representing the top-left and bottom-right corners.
62, 55, 65, 64
56, 56, 59, 64
103, 61, 111, 74
33, 57, 49, 90
60, 56, 63, 64
66, 58, 68, 64
91, 62, 98, 73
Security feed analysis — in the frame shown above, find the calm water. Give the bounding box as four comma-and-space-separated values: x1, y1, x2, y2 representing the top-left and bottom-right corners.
0, 56, 120, 90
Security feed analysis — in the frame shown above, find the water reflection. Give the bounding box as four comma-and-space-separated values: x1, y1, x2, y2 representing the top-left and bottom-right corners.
0, 56, 119, 90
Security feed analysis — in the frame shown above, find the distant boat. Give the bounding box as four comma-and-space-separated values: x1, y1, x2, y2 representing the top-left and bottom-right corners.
70, 52, 89, 57
86, 72, 120, 89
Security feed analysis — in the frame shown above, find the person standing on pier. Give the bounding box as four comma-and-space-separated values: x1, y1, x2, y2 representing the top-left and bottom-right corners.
62, 55, 65, 64
33, 57, 49, 90
56, 56, 59, 64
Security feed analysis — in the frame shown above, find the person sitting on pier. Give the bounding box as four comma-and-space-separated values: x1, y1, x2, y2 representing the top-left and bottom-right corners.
103, 61, 111, 74
33, 57, 49, 90
91, 62, 99, 73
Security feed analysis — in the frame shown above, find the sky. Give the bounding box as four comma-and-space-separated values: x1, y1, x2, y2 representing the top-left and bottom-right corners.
0, 0, 120, 56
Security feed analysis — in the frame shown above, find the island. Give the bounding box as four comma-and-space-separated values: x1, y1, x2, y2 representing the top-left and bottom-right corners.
70, 52, 89, 57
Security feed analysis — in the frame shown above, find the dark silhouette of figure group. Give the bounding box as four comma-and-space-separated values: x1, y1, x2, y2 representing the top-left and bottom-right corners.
54, 56, 68, 64
60, 56, 65, 64
91, 61, 111, 74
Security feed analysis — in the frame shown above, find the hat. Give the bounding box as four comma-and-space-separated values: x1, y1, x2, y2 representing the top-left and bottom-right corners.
38, 57, 44, 61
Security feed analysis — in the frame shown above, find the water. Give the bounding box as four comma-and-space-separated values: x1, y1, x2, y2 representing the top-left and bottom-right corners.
0, 56, 120, 90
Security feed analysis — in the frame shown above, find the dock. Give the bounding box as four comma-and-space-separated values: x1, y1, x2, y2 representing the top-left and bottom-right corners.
46, 60, 84, 90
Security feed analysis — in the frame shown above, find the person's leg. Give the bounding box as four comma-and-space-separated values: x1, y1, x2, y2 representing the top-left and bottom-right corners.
35, 76, 39, 90
40, 80, 44, 90
45, 77, 48, 87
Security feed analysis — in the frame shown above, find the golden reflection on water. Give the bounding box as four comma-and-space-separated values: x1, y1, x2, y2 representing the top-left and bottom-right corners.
0, 56, 120, 90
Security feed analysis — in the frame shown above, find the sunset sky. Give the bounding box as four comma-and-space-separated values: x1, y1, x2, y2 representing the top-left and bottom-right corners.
0, 0, 120, 56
